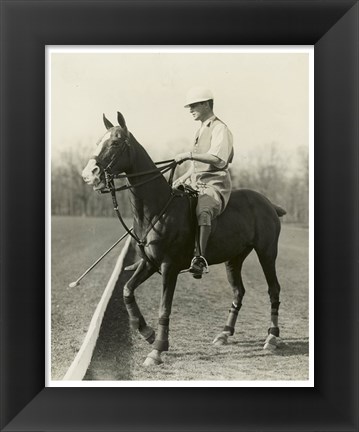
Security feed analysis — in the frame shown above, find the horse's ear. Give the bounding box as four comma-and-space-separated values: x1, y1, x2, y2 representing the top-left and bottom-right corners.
103, 114, 114, 130
117, 112, 126, 129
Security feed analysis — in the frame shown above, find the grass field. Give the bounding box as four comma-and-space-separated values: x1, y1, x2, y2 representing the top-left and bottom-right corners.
51, 216, 310, 382
51, 216, 130, 379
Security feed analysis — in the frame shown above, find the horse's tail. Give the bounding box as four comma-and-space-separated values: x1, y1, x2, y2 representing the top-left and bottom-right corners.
272, 203, 287, 217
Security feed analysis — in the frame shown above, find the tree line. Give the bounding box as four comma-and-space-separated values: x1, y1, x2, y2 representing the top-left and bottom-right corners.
51, 143, 308, 225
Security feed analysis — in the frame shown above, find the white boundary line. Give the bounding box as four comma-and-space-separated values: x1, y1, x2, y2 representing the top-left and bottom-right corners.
62, 236, 132, 381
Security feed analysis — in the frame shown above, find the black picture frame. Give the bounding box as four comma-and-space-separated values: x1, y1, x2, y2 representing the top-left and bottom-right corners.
1, 1, 358, 431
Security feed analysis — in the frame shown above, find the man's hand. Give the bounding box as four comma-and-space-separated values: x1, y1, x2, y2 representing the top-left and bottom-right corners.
174, 152, 192, 164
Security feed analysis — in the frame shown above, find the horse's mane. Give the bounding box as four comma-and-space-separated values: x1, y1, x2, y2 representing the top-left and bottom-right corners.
128, 132, 171, 190
129, 132, 158, 168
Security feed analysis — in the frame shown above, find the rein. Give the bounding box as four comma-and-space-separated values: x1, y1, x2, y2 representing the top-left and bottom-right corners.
102, 159, 179, 274
99, 159, 177, 194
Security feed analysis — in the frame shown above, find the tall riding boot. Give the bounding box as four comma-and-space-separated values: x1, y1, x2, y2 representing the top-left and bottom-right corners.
189, 225, 211, 278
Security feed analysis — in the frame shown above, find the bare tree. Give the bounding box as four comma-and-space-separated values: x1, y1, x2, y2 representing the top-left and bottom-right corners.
52, 141, 309, 224
51, 142, 131, 218
233, 143, 309, 224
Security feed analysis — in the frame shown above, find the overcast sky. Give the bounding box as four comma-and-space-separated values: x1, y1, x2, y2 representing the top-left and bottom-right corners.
49, 47, 312, 173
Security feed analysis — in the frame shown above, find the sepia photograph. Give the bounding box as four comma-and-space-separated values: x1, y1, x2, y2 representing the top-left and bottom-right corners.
48, 47, 313, 385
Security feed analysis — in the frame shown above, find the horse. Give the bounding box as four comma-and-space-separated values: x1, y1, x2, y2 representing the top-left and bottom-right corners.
82, 111, 286, 366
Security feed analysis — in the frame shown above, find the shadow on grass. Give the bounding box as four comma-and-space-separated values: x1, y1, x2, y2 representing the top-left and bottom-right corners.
84, 249, 138, 381
232, 337, 309, 357
167, 337, 309, 363
270, 338, 309, 357
169, 350, 210, 358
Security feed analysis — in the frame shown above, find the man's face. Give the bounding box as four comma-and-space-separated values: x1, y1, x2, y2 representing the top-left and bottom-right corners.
188, 101, 209, 122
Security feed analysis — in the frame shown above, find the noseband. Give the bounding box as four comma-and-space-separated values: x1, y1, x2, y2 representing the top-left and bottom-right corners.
91, 134, 130, 184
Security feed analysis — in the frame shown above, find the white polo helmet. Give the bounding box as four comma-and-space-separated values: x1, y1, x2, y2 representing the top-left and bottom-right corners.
184, 87, 214, 107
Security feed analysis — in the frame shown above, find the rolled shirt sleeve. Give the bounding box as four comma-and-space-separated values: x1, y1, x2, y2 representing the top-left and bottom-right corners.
207, 123, 233, 168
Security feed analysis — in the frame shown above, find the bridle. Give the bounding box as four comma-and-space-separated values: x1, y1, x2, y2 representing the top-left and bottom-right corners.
92, 138, 179, 273
92, 133, 177, 192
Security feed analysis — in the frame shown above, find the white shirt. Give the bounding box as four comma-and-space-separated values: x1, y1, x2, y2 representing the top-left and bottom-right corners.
199, 116, 233, 169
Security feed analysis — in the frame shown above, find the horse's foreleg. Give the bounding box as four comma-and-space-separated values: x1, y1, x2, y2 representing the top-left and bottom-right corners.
123, 259, 157, 344
144, 265, 178, 366
213, 250, 251, 346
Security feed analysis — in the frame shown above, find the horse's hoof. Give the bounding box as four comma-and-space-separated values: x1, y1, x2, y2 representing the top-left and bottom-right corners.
213, 333, 229, 346
143, 351, 163, 366
263, 334, 278, 351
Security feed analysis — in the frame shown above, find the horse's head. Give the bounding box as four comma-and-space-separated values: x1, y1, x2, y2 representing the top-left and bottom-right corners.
82, 112, 131, 191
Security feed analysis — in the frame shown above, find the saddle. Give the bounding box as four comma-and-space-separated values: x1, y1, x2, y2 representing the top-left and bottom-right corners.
172, 184, 198, 224
125, 185, 198, 273
173, 183, 198, 198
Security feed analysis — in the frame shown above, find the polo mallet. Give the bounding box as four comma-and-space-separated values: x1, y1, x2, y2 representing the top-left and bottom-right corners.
68, 229, 132, 288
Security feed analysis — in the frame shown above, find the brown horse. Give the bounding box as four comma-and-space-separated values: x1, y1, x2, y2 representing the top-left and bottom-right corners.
82, 112, 286, 366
